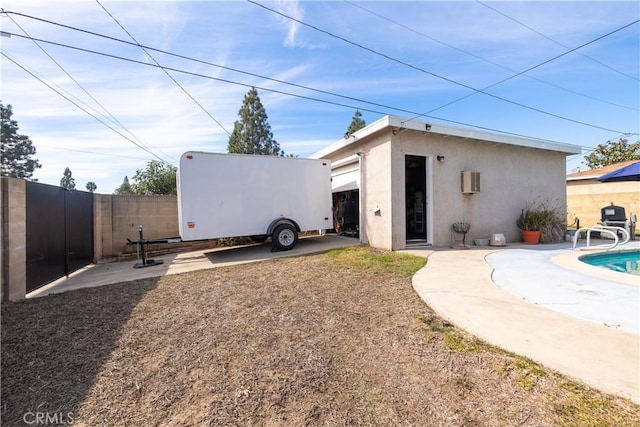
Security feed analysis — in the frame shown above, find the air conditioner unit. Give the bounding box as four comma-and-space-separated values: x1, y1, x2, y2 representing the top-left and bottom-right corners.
461, 171, 480, 194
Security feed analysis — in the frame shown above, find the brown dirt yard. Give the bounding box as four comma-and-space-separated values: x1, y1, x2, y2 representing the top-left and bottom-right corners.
2, 246, 639, 426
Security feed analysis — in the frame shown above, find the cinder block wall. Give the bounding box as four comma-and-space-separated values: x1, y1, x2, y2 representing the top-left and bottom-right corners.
1, 177, 27, 301
95, 194, 186, 260
567, 181, 639, 229
2, 184, 219, 300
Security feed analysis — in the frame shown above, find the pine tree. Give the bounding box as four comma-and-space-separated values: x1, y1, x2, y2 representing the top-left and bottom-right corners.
345, 109, 366, 137
1, 102, 41, 179
114, 176, 134, 195
60, 167, 76, 190
228, 88, 283, 156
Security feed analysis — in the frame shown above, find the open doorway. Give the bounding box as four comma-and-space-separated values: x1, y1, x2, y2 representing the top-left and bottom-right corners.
405, 155, 427, 241
332, 190, 359, 237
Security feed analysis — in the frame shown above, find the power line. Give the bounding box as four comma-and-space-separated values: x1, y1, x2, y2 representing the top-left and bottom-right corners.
3, 31, 584, 145
4, 12, 174, 164
1, 50, 174, 165
409, 17, 640, 122
248, 0, 637, 135
6, 8, 637, 136
345, 0, 638, 112
95, 0, 230, 135
477, 0, 639, 82
37, 144, 158, 161
1, 11, 424, 121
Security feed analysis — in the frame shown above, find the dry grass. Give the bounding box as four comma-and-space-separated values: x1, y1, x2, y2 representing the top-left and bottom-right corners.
2, 246, 639, 426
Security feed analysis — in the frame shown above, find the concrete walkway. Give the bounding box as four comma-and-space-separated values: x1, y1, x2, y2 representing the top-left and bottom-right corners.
409, 243, 639, 404
28, 234, 360, 298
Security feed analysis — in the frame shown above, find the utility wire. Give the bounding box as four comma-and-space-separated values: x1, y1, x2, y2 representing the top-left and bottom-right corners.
407, 17, 640, 123
5, 8, 636, 136
2, 11, 421, 121
1, 43, 139, 135
4, 15, 175, 165
477, 0, 639, 81
95, 0, 230, 135
3, 32, 582, 144
345, 0, 637, 112
248, 0, 636, 135
38, 144, 158, 161
2, 50, 174, 165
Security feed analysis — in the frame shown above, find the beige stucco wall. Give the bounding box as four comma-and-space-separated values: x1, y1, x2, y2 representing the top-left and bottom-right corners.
324, 128, 570, 250
322, 131, 395, 249
361, 133, 394, 249
567, 180, 639, 229
390, 130, 568, 248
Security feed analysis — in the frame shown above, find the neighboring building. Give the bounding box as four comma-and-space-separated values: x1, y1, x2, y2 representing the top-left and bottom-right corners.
566, 160, 640, 228
311, 115, 581, 250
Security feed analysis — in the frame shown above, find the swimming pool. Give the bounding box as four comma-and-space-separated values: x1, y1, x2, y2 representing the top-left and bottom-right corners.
580, 249, 640, 276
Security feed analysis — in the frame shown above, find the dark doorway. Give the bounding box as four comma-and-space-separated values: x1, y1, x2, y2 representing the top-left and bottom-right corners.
405, 155, 427, 241
332, 190, 359, 237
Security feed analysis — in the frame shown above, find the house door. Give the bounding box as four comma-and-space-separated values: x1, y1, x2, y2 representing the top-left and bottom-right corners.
405, 155, 427, 241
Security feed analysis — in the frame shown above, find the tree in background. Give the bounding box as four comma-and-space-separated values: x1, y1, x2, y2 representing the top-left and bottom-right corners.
86, 181, 97, 193
1, 102, 41, 179
114, 176, 135, 195
131, 161, 177, 195
228, 87, 283, 156
345, 109, 366, 137
60, 167, 76, 190
583, 138, 640, 168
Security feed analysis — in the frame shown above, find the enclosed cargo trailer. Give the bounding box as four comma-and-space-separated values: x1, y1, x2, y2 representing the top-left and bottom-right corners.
177, 151, 333, 251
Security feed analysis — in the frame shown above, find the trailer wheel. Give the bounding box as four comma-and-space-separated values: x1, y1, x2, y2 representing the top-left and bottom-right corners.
272, 224, 298, 251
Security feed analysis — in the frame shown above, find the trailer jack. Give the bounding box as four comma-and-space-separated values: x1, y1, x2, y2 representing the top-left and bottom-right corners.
126, 226, 168, 269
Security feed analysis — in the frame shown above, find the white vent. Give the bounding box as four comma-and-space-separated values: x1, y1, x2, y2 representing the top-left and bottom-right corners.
461, 171, 480, 194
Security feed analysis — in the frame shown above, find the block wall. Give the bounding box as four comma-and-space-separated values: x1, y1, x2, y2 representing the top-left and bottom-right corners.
1, 177, 27, 301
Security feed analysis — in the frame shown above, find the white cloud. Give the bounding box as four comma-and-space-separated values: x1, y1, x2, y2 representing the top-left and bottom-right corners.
2, 0, 637, 191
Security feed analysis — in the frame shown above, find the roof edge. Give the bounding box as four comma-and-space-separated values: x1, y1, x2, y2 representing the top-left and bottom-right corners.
310, 115, 582, 158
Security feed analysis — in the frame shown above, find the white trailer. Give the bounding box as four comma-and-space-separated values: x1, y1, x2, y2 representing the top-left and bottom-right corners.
177, 151, 333, 251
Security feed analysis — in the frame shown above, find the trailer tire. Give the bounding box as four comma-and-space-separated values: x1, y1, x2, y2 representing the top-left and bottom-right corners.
272, 224, 298, 251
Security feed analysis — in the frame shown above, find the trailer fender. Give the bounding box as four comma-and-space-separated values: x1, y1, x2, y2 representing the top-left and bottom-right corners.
266, 218, 301, 236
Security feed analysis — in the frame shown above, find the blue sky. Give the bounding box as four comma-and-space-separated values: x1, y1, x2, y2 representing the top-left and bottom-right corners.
1, 1, 638, 193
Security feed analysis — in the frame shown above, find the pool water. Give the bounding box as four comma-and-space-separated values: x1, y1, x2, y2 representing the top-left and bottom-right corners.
580, 249, 640, 276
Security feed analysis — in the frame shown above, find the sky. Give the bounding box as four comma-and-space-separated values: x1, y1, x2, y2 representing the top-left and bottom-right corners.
1, 0, 638, 194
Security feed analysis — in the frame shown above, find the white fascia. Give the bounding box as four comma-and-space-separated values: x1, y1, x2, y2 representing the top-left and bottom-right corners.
310, 115, 582, 159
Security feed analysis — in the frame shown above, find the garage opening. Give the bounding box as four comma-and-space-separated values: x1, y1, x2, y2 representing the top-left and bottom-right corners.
333, 190, 359, 237
405, 155, 427, 241
330, 156, 360, 238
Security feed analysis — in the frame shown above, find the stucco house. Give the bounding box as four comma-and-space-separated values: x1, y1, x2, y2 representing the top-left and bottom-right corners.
311, 115, 581, 250
566, 160, 640, 229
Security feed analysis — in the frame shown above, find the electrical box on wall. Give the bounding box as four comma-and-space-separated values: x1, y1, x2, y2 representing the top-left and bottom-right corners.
461, 171, 481, 194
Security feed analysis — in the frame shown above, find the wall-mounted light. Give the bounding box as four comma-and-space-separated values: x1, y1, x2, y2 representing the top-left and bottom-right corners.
437, 155, 445, 163
425, 124, 432, 131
